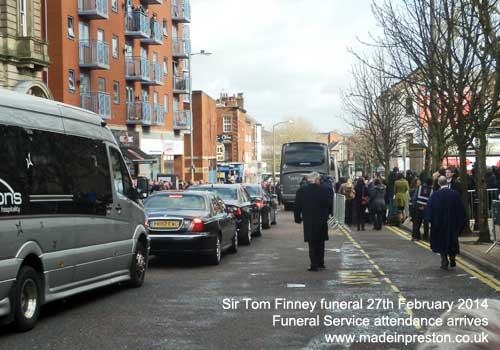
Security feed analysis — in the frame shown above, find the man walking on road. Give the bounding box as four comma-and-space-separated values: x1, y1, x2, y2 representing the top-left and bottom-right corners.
426, 176, 466, 270
294, 172, 331, 272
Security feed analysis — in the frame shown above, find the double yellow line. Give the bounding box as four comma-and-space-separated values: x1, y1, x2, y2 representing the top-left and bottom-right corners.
386, 226, 500, 292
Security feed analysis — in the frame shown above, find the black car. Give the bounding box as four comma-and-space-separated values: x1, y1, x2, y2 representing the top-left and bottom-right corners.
190, 184, 261, 245
144, 191, 238, 265
243, 184, 278, 229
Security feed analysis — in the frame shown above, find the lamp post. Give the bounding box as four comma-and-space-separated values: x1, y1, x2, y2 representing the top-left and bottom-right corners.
188, 49, 212, 181
272, 120, 293, 184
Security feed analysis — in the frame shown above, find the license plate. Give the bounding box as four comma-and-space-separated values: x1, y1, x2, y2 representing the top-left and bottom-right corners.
151, 220, 181, 229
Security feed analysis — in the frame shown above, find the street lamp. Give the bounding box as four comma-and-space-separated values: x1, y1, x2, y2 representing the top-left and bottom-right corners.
272, 120, 294, 184
188, 49, 212, 181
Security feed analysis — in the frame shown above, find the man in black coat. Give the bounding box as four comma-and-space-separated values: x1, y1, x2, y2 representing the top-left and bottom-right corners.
425, 176, 466, 270
294, 172, 331, 271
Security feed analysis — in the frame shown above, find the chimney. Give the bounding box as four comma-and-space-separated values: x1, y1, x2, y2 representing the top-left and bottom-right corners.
236, 92, 244, 109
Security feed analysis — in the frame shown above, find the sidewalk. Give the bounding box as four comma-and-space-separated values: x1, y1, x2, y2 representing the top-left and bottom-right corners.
401, 221, 500, 274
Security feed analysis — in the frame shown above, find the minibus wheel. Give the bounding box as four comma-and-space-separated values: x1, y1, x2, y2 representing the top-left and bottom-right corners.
129, 240, 147, 287
13, 266, 42, 332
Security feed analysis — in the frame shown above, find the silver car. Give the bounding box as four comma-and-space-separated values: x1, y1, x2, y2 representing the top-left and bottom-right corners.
0, 89, 149, 331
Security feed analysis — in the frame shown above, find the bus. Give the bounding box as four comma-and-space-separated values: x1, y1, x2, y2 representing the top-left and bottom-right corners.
279, 142, 338, 210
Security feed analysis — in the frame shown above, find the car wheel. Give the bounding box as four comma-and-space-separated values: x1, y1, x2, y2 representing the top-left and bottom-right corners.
262, 209, 271, 229
271, 209, 277, 225
229, 230, 238, 254
208, 234, 222, 265
129, 240, 148, 288
13, 266, 42, 332
240, 219, 252, 245
255, 215, 262, 237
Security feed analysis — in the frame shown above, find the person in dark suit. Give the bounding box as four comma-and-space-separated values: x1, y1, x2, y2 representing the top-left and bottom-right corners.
294, 172, 331, 271
425, 176, 467, 270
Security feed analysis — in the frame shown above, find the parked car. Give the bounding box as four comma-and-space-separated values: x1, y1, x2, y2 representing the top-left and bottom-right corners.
243, 184, 278, 229
144, 191, 238, 265
190, 184, 261, 245
0, 89, 149, 331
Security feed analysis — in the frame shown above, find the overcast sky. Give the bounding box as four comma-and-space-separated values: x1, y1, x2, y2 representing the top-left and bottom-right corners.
189, 0, 379, 132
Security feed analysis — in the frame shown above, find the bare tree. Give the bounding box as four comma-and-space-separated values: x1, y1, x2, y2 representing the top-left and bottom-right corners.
343, 52, 411, 178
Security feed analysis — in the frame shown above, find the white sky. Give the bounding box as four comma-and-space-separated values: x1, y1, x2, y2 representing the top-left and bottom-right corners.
189, 0, 379, 132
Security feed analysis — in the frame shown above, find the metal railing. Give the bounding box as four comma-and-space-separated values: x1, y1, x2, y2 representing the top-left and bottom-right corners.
148, 63, 164, 85
467, 188, 499, 220
79, 40, 109, 69
173, 75, 189, 92
152, 104, 165, 126
125, 11, 151, 38
78, 0, 108, 19
171, 0, 191, 22
141, 19, 163, 44
125, 57, 150, 81
126, 102, 152, 125
80, 91, 111, 119
328, 194, 346, 230
174, 110, 191, 130
172, 37, 190, 57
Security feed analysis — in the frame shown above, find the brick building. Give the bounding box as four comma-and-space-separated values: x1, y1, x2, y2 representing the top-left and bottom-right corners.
46, 0, 191, 180
0, 0, 52, 97
185, 90, 217, 183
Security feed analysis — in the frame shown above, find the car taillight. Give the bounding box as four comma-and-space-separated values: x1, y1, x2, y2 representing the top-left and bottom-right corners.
191, 218, 204, 232
256, 201, 264, 208
233, 208, 242, 216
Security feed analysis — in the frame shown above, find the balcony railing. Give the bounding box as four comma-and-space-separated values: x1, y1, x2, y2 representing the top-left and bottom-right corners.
125, 57, 150, 82
152, 104, 165, 126
171, 0, 191, 23
78, 0, 108, 19
174, 110, 191, 130
173, 75, 189, 93
143, 63, 164, 86
126, 102, 152, 125
125, 11, 151, 38
141, 19, 163, 45
79, 40, 109, 69
80, 92, 111, 120
172, 37, 190, 58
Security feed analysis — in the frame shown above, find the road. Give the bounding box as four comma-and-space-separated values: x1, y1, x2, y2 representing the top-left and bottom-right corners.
0, 210, 498, 350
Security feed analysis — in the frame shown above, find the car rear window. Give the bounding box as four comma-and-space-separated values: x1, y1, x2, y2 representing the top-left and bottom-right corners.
244, 186, 261, 197
144, 194, 206, 211
192, 187, 237, 201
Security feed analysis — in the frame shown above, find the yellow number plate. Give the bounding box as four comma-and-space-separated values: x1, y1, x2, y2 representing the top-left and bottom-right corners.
151, 220, 180, 229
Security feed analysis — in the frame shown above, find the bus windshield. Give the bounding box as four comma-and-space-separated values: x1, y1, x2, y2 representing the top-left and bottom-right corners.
282, 143, 326, 167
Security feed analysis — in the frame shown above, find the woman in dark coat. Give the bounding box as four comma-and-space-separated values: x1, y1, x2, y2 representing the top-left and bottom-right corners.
369, 179, 386, 230
354, 177, 368, 231
425, 176, 467, 270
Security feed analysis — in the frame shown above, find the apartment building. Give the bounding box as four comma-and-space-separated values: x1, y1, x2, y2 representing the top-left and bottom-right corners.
47, 0, 191, 180
0, 0, 51, 97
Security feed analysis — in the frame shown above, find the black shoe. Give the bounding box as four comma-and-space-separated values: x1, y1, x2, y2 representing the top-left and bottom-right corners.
319, 265, 326, 269
308, 267, 319, 272
449, 257, 456, 268
440, 255, 449, 270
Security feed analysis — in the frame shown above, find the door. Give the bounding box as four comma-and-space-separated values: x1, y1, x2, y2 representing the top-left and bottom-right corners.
79, 22, 90, 63
80, 72, 91, 111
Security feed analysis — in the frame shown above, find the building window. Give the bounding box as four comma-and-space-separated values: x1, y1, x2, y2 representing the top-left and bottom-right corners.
113, 81, 120, 104
223, 116, 232, 133
19, 0, 28, 37
163, 57, 168, 75
98, 77, 106, 92
68, 70, 75, 93
112, 0, 118, 12
67, 16, 75, 40
164, 95, 169, 113
162, 19, 168, 37
112, 35, 119, 58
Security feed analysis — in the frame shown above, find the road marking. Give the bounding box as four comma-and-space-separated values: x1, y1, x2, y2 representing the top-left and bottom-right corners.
338, 269, 381, 285
386, 226, 500, 292
340, 226, 421, 330
287, 283, 306, 288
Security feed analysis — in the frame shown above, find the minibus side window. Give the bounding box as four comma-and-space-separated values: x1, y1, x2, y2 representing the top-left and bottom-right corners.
109, 147, 134, 200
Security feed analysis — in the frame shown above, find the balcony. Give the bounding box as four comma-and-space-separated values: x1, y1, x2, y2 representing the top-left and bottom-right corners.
143, 63, 164, 86
173, 75, 189, 94
79, 40, 109, 69
125, 11, 151, 39
80, 92, 111, 120
141, 19, 163, 45
16, 37, 50, 67
174, 110, 191, 130
171, 0, 191, 23
172, 37, 190, 58
125, 57, 150, 82
78, 0, 108, 19
152, 104, 165, 126
126, 102, 152, 125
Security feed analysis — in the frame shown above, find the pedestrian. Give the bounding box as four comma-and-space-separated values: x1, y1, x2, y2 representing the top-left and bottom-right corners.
339, 178, 355, 225
408, 177, 420, 227
294, 172, 331, 272
425, 176, 466, 270
354, 176, 368, 231
369, 178, 386, 230
386, 167, 399, 222
413, 177, 433, 241
445, 166, 461, 193
394, 172, 409, 224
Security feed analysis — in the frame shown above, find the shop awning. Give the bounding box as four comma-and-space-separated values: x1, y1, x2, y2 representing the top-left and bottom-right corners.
120, 146, 158, 163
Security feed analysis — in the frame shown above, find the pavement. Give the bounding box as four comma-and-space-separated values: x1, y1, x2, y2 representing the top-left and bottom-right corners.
0, 210, 498, 350
401, 220, 500, 274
